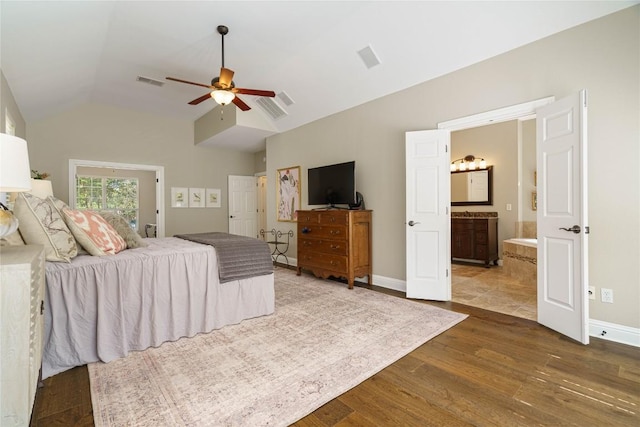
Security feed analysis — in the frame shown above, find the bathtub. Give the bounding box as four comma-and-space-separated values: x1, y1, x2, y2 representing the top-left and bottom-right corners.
506, 238, 537, 248
502, 238, 537, 287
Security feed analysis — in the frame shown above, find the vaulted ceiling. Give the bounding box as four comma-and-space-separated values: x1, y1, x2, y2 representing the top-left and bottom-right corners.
1, 1, 635, 151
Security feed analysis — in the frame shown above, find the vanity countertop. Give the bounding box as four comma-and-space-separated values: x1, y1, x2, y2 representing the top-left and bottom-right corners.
451, 212, 498, 219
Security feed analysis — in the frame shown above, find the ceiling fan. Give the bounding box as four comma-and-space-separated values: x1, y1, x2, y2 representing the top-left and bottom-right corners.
166, 25, 275, 111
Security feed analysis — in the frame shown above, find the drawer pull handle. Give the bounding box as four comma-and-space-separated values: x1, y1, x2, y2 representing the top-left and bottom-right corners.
330, 230, 341, 235
330, 244, 340, 250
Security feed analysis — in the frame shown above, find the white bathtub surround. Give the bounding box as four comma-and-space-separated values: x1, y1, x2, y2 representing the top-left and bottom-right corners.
503, 238, 537, 287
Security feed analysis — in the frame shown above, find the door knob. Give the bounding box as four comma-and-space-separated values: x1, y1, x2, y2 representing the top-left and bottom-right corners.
559, 225, 581, 234
408, 220, 420, 227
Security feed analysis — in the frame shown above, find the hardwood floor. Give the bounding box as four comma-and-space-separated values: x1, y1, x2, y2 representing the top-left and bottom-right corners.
31, 284, 639, 426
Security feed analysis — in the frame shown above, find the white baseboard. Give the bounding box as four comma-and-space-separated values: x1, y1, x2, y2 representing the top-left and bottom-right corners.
371, 274, 406, 293
589, 319, 640, 347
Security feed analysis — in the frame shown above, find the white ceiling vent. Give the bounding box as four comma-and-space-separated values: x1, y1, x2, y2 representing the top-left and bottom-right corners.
136, 76, 165, 87
357, 45, 381, 69
277, 91, 295, 106
256, 97, 288, 120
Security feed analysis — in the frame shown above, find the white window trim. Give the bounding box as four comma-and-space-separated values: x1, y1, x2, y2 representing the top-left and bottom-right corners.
69, 159, 165, 238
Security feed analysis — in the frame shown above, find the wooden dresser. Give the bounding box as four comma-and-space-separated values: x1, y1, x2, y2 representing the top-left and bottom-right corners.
297, 210, 372, 289
1, 245, 45, 426
451, 217, 498, 267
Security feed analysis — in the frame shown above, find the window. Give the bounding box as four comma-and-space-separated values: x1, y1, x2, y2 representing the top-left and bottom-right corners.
76, 175, 140, 230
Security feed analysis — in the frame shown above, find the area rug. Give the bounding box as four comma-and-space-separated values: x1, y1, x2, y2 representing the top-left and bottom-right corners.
88, 268, 467, 426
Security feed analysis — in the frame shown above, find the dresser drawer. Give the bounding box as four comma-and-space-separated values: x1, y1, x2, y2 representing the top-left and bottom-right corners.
298, 211, 321, 225
317, 211, 349, 225
300, 225, 347, 240
299, 238, 348, 256
298, 252, 348, 272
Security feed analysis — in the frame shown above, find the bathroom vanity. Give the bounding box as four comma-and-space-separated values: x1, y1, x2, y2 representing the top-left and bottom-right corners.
451, 213, 499, 267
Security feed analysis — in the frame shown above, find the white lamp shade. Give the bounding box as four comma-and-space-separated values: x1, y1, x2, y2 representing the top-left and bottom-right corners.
30, 178, 53, 199
211, 90, 236, 105
0, 133, 31, 192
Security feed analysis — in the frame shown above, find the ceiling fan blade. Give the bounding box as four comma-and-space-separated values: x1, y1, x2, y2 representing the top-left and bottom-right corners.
233, 88, 276, 97
188, 93, 213, 105
219, 67, 235, 88
166, 77, 214, 90
232, 96, 251, 111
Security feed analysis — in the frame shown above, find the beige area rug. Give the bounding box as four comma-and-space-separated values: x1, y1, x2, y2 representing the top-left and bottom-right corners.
89, 268, 467, 426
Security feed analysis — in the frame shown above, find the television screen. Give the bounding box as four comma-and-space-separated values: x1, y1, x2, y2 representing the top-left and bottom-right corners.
307, 161, 356, 206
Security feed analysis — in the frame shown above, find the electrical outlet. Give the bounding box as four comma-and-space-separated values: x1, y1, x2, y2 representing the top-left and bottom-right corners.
506, 204, 512, 211
588, 286, 595, 300
601, 288, 614, 303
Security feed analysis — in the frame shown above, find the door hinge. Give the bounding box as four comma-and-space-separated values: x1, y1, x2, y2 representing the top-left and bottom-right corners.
156, 178, 159, 183
446, 269, 449, 278
585, 226, 590, 234
446, 206, 449, 215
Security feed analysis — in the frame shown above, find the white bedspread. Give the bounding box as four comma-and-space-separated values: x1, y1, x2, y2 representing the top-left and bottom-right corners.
43, 237, 274, 379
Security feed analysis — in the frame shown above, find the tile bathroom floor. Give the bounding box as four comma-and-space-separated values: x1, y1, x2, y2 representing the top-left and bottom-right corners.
452, 262, 536, 321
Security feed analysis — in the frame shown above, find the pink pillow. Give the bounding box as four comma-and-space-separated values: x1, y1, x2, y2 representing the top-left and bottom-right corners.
62, 209, 126, 255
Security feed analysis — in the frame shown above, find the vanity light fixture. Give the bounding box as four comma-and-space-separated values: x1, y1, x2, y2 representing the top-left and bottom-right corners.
450, 154, 487, 172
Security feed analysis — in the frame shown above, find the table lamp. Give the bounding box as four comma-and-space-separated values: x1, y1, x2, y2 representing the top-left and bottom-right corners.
0, 133, 32, 237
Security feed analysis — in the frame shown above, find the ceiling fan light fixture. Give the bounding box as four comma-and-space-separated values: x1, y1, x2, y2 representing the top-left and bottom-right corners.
211, 90, 235, 106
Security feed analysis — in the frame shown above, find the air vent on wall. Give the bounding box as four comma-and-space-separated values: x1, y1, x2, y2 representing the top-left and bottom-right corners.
256, 97, 288, 120
136, 76, 165, 87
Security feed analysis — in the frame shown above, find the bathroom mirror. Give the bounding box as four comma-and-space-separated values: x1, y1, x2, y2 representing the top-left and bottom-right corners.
451, 166, 493, 206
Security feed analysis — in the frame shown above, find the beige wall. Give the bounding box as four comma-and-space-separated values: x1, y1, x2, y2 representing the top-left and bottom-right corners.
0, 70, 26, 137
521, 119, 537, 223
451, 120, 518, 256
26, 104, 256, 236
266, 7, 640, 329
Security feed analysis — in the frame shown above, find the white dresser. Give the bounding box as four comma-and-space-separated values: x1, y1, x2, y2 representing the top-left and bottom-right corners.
0, 245, 45, 426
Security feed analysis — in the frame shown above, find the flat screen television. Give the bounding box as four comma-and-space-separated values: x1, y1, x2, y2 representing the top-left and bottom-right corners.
307, 161, 356, 207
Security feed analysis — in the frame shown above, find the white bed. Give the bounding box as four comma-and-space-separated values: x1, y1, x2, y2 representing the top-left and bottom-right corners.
43, 237, 274, 379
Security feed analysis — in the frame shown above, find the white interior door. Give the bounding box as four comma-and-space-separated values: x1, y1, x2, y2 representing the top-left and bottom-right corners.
228, 175, 257, 238
536, 90, 589, 344
405, 130, 451, 300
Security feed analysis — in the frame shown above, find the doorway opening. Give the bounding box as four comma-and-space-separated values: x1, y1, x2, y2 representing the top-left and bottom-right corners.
68, 159, 165, 237
438, 97, 553, 320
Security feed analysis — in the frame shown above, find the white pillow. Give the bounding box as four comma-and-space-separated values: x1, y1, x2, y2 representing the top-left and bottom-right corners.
13, 193, 77, 262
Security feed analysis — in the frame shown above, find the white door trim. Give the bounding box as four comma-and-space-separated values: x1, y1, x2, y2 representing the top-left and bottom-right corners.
437, 97, 555, 131
68, 159, 165, 237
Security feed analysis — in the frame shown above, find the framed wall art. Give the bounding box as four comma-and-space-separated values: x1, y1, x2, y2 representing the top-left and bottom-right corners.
189, 188, 205, 208
206, 188, 221, 208
277, 166, 301, 222
171, 187, 189, 208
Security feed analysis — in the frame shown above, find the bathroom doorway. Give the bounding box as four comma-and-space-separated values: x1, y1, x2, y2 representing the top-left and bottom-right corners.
439, 99, 550, 320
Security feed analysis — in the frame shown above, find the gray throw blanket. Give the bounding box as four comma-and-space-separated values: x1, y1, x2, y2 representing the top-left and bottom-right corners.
174, 232, 273, 283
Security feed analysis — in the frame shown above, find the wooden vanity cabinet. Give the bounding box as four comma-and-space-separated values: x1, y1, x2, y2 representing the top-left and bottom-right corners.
451, 217, 498, 267
297, 210, 372, 289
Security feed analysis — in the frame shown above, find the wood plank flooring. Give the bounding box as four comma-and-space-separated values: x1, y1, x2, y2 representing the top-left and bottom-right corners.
31, 282, 639, 426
